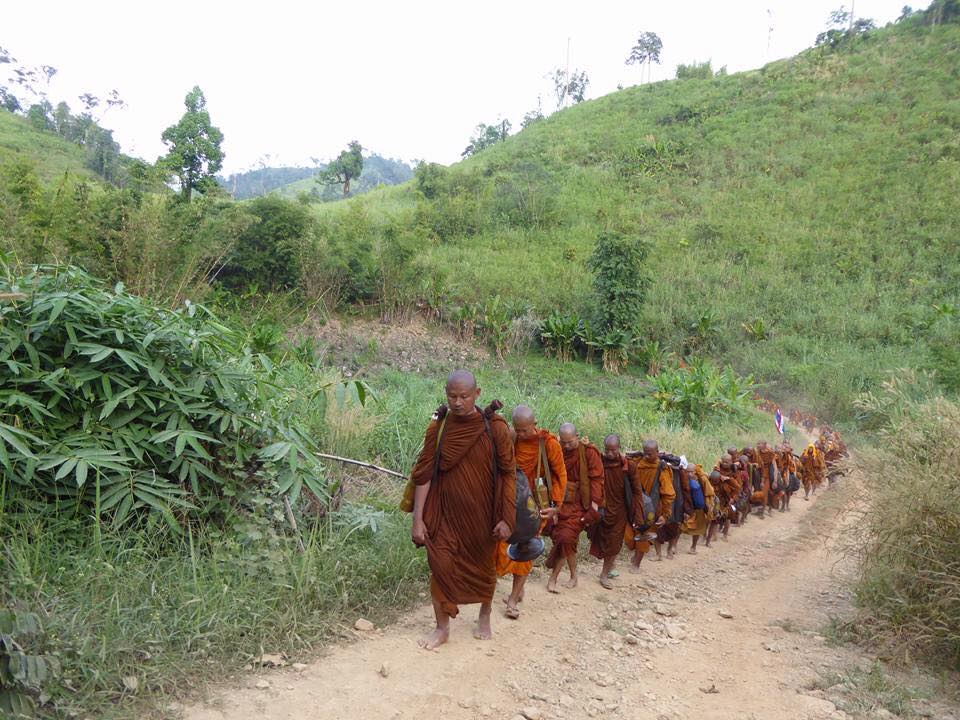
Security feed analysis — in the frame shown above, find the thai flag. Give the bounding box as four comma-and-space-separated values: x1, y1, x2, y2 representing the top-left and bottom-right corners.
774, 408, 785, 435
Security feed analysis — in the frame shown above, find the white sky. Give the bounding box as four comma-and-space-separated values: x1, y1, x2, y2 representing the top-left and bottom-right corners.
5, 0, 910, 174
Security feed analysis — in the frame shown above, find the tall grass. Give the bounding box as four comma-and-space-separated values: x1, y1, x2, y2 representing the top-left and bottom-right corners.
850, 391, 960, 668
0, 512, 425, 718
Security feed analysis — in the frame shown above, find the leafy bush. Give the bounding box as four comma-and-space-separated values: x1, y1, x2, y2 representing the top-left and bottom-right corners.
539, 312, 580, 362
0, 263, 333, 529
586, 230, 649, 352
649, 360, 754, 425
0, 609, 58, 718
217, 195, 312, 291
676, 60, 714, 80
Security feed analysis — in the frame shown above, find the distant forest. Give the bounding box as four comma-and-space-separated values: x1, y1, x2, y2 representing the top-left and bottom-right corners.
219, 154, 414, 201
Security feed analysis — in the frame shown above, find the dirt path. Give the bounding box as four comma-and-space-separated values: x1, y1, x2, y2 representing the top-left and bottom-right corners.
183, 477, 956, 720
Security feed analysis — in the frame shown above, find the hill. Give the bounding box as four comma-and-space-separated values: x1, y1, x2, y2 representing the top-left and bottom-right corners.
320, 17, 960, 420
0, 108, 97, 182
220, 155, 413, 201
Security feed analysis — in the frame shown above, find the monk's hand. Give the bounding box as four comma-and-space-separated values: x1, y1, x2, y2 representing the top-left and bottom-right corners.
412, 517, 428, 546
492, 520, 511, 541
655, 515, 666, 526
683, 513, 690, 522
539, 507, 558, 522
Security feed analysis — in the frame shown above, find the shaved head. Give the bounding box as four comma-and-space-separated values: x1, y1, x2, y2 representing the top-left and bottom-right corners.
558, 422, 579, 451
446, 369, 477, 390
642, 438, 659, 461
603, 434, 621, 460
445, 369, 480, 417
511, 404, 538, 442
512, 404, 535, 424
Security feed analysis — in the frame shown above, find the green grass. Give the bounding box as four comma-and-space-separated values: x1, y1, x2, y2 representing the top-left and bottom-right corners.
0, 109, 96, 182
312, 20, 960, 420
811, 662, 925, 717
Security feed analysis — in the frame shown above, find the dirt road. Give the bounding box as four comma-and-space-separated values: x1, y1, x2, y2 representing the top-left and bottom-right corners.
183, 477, 955, 720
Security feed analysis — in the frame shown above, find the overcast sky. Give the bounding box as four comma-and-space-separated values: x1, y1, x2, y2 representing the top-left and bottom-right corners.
5, 0, 910, 174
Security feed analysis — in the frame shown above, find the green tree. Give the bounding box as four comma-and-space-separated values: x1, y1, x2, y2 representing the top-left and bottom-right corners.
625, 31, 663, 83
461, 120, 511, 158
317, 140, 364, 197
586, 230, 650, 372
160, 86, 224, 201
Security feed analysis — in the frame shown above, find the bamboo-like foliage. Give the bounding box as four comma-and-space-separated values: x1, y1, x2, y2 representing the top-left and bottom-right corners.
0, 262, 340, 529
649, 360, 755, 425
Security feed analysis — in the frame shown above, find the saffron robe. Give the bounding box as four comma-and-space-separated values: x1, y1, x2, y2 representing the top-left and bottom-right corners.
411, 409, 516, 617
496, 429, 566, 577
546, 442, 603, 567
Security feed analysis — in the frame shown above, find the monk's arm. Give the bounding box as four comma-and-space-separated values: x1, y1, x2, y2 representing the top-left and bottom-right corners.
546, 435, 567, 506
493, 421, 517, 531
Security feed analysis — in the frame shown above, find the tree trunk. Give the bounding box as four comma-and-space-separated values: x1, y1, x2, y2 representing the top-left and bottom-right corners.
343, 177, 350, 196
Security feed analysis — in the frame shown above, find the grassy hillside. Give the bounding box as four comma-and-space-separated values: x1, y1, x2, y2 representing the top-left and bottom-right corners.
0, 109, 97, 181
320, 19, 960, 420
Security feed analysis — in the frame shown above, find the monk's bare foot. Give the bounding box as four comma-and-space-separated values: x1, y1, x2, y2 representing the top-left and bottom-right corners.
418, 626, 449, 650
473, 615, 493, 640
629, 563, 642, 574
688, 548, 697, 555
504, 601, 520, 619
563, 576, 578, 589
654, 555, 663, 562
600, 576, 614, 590
546, 577, 560, 594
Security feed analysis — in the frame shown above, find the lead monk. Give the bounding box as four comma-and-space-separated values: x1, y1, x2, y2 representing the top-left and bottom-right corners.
410, 370, 516, 650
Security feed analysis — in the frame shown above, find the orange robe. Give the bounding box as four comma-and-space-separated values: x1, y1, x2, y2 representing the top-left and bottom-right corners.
624, 457, 675, 554
680, 465, 714, 536
495, 429, 566, 577
801, 447, 825, 489
779, 450, 798, 493
411, 409, 516, 617
546, 442, 603, 567
589, 454, 637, 560
711, 466, 741, 520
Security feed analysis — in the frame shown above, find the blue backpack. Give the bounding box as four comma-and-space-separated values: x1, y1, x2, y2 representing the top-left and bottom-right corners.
689, 475, 706, 510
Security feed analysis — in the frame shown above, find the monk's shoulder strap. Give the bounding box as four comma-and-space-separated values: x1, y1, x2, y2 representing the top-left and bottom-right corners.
535, 435, 554, 508
577, 442, 592, 508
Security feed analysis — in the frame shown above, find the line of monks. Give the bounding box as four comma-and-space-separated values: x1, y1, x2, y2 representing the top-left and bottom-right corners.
408, 370, 846, 650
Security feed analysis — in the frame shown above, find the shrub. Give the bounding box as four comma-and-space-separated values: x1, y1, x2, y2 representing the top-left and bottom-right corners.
0, 263, 343, 529
217, 195, 312, 292
649, 360, 755, 425
539, 312, 580, 362
676, 60, 714, 80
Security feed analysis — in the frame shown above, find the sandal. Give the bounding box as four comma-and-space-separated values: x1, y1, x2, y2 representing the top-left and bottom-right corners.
505, 606, 520, 619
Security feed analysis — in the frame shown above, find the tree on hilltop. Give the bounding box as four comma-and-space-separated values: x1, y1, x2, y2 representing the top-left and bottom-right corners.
161, 86, 224, 201
317, 140, 364, 197
626, 31, 663, 84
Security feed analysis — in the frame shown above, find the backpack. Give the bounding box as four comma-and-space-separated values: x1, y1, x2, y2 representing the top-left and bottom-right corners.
689, 475, 706, 510
768, 461, 785, 493
624, 465, 656, 531
506, 469, 539, 545
669, 466, 685, 524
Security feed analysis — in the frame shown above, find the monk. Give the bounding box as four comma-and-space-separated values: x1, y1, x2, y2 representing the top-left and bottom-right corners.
800, 442, 826, 500
680, 464, 712, 554
708, 465, 739, 541
735, 454, 752, 525
756, 440, 782, 515
547, 423, 603, 593
496, 405, 566, 619
743, 446, 768, 518
626, 440, 675, 570
410, 370, 516, 650
590, 434, 640, 589
779, 443, 799, 511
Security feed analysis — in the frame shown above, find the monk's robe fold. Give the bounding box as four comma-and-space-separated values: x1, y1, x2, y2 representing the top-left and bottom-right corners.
411, 409, 516, 617
546, 442, 603, 568
496, 429, 566, 577
589, 454, 635, 560
624, 457, 675, 554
